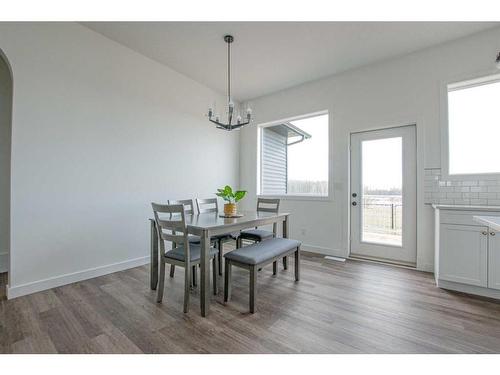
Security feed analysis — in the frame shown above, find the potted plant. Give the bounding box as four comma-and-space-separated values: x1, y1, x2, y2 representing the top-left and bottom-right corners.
216, 185, 247, 216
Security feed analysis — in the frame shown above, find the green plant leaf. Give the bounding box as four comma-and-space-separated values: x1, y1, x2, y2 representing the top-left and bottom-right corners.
216, 185, 244, 203
234, 190, 247, 202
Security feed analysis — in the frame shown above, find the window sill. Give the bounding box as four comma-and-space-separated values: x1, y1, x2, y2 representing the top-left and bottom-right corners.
257, 194, 332, 202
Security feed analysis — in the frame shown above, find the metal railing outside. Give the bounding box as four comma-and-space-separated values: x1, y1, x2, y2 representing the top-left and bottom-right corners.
362, 197, 402, 236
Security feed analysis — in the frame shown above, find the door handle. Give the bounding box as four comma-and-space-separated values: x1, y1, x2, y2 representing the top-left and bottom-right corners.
351, 201, 357, 206
482, 231, 488, 236
491, 232, 496, 236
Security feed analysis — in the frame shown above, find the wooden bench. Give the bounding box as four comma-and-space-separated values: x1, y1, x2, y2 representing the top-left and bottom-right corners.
223, 238, 301, 313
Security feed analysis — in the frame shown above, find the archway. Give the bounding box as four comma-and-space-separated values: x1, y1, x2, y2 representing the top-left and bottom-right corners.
0, 49, 12, 298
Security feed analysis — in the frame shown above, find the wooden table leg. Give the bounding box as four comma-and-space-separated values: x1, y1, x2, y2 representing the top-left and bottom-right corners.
200, 229, 210, 317
150, 219, 158, 290
282, 215, 289, 270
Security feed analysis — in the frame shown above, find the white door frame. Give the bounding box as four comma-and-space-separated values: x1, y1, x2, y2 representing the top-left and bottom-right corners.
349, 124, 417, 266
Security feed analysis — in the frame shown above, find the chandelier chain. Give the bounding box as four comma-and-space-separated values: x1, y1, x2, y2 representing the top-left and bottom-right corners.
227, 39, 231, 103
207, 34, 251, 131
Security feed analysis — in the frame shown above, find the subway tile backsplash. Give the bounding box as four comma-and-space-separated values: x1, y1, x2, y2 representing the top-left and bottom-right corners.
424, 168, 500, 206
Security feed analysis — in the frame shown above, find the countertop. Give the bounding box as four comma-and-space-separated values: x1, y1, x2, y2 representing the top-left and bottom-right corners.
432, 204, 500, 212
473, 216, 500, 231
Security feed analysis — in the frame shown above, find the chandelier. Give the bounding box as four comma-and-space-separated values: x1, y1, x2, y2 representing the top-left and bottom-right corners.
207, 35, 252, 131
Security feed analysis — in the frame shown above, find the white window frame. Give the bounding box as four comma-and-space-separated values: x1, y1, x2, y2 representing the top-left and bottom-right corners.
257, 110, 331, 201
440, 71, 500, 180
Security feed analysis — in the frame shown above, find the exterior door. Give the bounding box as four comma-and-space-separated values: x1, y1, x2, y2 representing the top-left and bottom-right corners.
350, 125, 417, 265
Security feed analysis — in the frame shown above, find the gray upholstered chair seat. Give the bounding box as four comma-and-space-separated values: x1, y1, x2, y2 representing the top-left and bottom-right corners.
239, 228, 274, 242
188, 235, 201, 243
210, 233, 233, 242
224, 238, 301, 265
165, 244, 218, 262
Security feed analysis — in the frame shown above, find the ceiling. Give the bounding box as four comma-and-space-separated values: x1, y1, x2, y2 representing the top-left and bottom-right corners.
82, 22, 499, 101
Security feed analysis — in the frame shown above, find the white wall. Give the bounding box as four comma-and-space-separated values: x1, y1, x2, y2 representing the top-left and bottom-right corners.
0, 53, 12, 273
0, 23, 239, 297
240, 26, 500, 271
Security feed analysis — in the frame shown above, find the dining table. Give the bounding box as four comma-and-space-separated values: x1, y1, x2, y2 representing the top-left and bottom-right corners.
149, 210, 290, 317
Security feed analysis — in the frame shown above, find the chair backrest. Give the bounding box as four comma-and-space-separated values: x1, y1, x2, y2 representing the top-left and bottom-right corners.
257, 198, 280, 213
151, 203, 188, 249
168, 199, 196, 215
196, 198, 218, 213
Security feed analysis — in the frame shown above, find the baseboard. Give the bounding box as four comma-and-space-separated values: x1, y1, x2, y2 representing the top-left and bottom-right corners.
416, 262, 434, 273
437, 279, 500, 300
324, 256, 346, 262
300, 243, 346, 258
301, 245, 434, 273
0, 251, 8, 273
6, 255, 150, 300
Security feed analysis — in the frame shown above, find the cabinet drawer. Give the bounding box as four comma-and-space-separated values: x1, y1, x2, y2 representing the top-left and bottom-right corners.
440, 210, 500, 226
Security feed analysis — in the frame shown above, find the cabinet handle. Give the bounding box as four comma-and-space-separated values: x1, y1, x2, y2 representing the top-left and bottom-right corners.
491, 232, 496, 236
482, 231, 488, 235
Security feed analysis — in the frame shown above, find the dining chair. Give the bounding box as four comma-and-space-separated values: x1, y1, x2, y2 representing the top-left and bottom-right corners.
196, 198, 236, 275
167, 199, 201, 280
237, 198, 280, 245
236, 198, 288, 269
168, 199, 196, 215
167, 200, 199, 242
152, 203, 218, 313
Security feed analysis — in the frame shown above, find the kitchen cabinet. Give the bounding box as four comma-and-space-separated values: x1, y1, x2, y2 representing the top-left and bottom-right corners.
433, 205, 500, 299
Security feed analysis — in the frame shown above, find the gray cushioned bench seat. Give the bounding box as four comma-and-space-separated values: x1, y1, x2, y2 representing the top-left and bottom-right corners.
224, 238, 301, 313
224, 238, 301, 265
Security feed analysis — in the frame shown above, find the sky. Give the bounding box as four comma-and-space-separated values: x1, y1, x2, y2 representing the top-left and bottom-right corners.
448, 80, 500, 175
362, 137, 402, 191
287, 114, 329, 181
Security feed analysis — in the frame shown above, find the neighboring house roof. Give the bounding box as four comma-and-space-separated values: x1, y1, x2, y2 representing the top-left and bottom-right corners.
267, 122, 312, 145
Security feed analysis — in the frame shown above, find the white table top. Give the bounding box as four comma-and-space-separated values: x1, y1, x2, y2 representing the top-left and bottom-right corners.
473, 216, 500, 231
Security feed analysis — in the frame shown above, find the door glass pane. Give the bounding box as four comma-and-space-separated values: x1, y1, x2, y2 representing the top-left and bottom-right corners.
361, 137, 402, 246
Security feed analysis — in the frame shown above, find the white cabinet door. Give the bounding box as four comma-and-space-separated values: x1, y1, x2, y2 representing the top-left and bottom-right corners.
488, 230, 500, 290
439, 224, 488, 287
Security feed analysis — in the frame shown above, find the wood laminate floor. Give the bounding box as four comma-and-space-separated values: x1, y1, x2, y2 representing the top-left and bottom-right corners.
2, 251, 500, 353
0, 273, 6, 301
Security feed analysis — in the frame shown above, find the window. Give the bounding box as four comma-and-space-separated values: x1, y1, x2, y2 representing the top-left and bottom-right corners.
447, 74, 500, 175
259, 113, 329, 197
